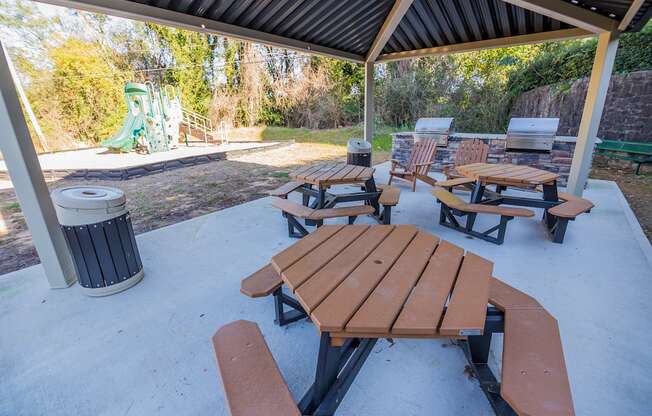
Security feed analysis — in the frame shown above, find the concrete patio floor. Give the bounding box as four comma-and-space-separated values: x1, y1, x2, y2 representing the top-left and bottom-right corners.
1, 162, 651, 416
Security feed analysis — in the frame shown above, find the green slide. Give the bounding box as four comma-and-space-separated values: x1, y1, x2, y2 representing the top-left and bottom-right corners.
102, 112, 145, 152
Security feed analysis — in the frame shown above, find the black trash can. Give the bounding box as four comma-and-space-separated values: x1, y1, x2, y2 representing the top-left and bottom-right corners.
347, 139, 372, 167
51, 186, 144, 296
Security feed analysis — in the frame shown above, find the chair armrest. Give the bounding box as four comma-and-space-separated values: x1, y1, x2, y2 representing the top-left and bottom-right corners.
391, 159, 406, 169
413, 162, 433, 167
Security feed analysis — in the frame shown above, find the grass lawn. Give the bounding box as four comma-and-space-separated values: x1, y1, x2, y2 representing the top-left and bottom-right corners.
227, 125, 404, 152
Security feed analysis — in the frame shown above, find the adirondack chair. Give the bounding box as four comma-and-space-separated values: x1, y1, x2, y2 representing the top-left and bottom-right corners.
443, 139, 489, 179
388, 139, 438, 191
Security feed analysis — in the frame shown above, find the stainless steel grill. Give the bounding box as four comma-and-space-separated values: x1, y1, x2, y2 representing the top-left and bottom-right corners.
413, 118, 455, 146
505, 118, 559, 152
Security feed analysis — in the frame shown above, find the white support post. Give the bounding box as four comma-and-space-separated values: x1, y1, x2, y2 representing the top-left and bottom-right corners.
0, 42, 77, 288
364, 61, 374, 143
567, 31, 620, 196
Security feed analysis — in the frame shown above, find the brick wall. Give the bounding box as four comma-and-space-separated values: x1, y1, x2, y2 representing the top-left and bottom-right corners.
511, 70, 652, 143
391, 133, 581, 186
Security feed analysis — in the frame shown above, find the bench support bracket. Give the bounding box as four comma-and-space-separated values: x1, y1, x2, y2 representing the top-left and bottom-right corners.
438, 204, 513, 245
461, 308, 518, 416
273, 288, 308, 326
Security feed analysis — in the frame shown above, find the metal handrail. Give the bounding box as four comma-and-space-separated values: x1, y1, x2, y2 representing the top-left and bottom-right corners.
181, 108, 213, 143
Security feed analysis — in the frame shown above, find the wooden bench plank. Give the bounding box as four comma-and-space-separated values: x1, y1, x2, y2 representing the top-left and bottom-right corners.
392, 241, 465, 335
282, 225, 369, 291
213, 321, 300, 416
439, 252, 493, 336
436, 177, 476, 188
268, 181, 303, 198
548, 199, 594, 219
465, 203, 535, 218
271, 225, 343, 273
501, 309, 575, 416
310, 225, 418, 332
488, 277, 541, 311
377, 185, 401, 206
294, 225, 394, 313
433, 189, 535, 218
240, 264, 282, 298
272, 197, 315, 218
346, 232, 439, 333
308, 204, 375, 220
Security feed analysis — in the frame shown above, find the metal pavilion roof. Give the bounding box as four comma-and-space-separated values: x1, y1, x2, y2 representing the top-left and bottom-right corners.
40, 0, 652, 63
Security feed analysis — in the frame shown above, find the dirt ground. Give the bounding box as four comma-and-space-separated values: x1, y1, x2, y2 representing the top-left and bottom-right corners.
0, 144, 389, 275
590, 159, 652, 241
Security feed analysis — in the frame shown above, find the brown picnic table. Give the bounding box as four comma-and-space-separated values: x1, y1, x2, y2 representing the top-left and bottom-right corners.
456, 163, 561, 207
289, 162, 379, 212
243, 224, 574, 415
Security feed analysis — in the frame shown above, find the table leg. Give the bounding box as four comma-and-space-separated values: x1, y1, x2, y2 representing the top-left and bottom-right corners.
542, 181, 559, 230
299, 333, 376, 415
302, 184, 312, 206
470, 181, 486, 203
364, 177, 380, 215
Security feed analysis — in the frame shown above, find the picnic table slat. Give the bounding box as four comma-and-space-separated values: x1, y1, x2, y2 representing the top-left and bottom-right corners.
327, 164, 357, 181
310, 225, 418, 332
346, 232, 439, 333
458, 163, 560, 186
501, 308, 575, 416
439, 252, 493, 336
294, 225, 394, 313
290, 162, 374, 186
271, 225, 343, 274
282, 225, 369, 291
392, 241, 465, 335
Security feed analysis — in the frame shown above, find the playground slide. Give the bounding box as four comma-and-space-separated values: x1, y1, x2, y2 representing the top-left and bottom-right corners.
102, 112, 144, 152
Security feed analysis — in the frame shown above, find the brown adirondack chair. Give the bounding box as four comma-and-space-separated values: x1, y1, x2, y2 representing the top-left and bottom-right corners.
443, 139, 490, 179
388, 139, 438, 191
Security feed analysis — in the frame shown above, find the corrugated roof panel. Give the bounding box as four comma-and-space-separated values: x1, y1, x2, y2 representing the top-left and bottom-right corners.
120, 0, 652, 58
382, 0, 579, 54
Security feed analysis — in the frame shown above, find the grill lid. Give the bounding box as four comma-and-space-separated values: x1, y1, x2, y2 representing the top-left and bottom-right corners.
415, 117, 455, 134
506, 118, 559, 138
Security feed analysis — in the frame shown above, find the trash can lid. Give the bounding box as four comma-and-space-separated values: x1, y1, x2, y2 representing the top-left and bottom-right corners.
347, 139, 372, 153
51, 186, 126, 210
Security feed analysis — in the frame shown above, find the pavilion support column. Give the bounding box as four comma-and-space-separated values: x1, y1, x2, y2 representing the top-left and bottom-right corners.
0, 42, 77, 288
364, 61, 374, 143
567, 31, 619, 196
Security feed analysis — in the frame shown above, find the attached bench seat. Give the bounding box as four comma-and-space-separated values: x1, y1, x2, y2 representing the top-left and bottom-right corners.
433, 189, 534, 244
213, 320, 300, 416
488, 278, 574, 416
546, 197, 594, 244
435, 177, 476, 190
268, 181, 304, 199
376, 184, 401, 224
240, 264, 306, 326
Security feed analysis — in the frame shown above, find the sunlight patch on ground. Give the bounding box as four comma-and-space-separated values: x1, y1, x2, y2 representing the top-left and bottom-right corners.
0, 210, 7, 237
228, 143, 346, 168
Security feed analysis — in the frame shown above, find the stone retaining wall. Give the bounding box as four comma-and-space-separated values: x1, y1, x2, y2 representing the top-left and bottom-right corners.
391, 133, 582, 186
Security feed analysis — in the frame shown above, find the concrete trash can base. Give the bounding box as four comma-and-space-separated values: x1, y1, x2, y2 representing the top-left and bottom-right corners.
51, 186, 144, 296
347, 139, 372, 167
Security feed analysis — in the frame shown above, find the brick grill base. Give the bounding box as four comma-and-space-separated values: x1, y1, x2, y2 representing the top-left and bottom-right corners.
391, 133, 588, 187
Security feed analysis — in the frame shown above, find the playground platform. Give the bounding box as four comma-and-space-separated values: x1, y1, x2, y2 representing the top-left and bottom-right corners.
0, 142, 287, 181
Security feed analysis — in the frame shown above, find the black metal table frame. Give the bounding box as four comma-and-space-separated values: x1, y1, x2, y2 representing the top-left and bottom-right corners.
466, 180, 566, 240
295, 306, 516, 416
297, 177, 381, 226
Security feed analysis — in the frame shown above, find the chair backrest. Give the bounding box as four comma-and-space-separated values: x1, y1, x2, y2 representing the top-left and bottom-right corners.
455, 139, 489, 167
407, 139, 438, 175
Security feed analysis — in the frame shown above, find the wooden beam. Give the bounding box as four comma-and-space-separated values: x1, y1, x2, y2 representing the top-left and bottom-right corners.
502, 0, 618, 33
364, 61, 374, 143
377, 28, 591, 62
366, 0, 414, 62
618, 0, 645, 31
567, 31, 620, 196
35, 0, 365, 63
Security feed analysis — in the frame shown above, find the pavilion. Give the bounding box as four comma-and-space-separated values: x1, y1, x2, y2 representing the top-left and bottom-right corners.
0, 0, 650, 289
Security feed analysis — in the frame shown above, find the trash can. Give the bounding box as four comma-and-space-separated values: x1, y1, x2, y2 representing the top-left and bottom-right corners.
347, 139, 372, 167
51, 186, 144, 296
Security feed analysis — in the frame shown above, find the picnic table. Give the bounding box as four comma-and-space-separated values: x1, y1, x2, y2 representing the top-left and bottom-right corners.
257, 224, 574, 415
457, 163, 560, 208
289, 162, 379, 212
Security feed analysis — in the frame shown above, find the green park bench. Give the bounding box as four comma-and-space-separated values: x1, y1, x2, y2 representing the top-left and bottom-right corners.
595, 140, 652, 175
